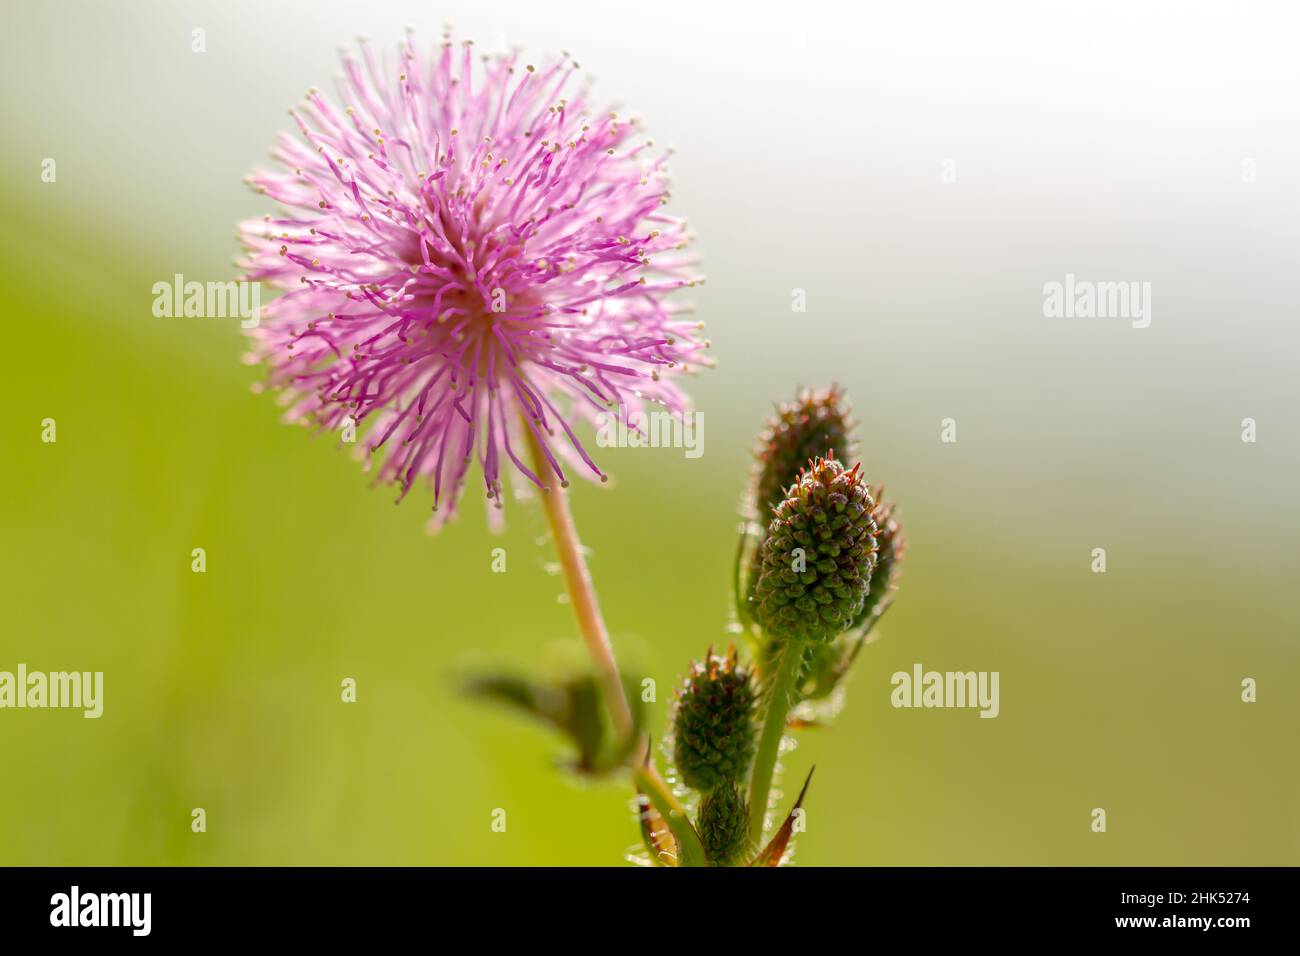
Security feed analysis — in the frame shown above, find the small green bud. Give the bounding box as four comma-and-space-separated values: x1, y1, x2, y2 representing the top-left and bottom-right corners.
799, 491, 906, 700
799, 638, 847, 699
751, 385, 855, 519
752, 455, 878, 644
672, 647, 757, 793
698, 782, 751, 866
743, 386, 856, 623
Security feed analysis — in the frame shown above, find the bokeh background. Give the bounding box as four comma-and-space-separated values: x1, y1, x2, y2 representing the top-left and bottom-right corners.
2, 0, 1297, 865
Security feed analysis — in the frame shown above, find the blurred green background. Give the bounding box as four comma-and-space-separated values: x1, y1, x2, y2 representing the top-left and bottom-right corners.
2, 0, 1297, 865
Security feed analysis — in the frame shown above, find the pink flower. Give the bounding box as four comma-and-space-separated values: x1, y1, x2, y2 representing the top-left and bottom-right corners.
239, 34, 707, 531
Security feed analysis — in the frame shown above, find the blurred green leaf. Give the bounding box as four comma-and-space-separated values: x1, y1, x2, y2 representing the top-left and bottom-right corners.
465, 670, 644, 776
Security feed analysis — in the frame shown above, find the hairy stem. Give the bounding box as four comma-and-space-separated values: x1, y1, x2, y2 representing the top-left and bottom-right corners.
524, 425, 634, 741
748, 638, 804, 843
523, 425, 703, 862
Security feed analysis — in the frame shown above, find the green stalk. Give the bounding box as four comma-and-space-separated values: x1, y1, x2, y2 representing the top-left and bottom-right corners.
748, 637, 804, 843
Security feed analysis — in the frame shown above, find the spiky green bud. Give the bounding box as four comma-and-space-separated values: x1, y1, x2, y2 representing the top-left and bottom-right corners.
672, 648, 757, 793
751, 385, 855, 518
752, 455, 878, 644
796, 494, 905, 702
698, 782, 750, 866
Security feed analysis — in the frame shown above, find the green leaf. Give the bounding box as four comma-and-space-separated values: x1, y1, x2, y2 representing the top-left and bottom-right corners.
633, 763, 708, 867
733, 521, 755, 627
465, 670, 644, 776
634, 786, 679, 867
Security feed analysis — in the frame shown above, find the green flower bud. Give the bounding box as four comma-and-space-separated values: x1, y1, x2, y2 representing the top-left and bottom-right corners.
752, 455, 878, 645
671, 647, 757, 793
799, 490, 906, 700
751, 385, 856, 518
698, 782, 751, 866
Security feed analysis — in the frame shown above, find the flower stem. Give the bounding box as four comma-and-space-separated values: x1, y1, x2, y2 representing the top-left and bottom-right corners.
748, 638, 804, 843
522, 425, 705, 863
524, 425, 634, 741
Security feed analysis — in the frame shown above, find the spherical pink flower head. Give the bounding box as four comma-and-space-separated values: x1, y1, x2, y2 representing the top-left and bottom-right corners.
239, 34, 707, 531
